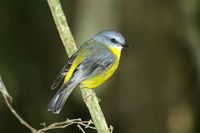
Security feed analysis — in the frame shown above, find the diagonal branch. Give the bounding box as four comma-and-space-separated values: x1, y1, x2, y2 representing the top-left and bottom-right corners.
47, 0, 77, 57
47, 0, 112, 132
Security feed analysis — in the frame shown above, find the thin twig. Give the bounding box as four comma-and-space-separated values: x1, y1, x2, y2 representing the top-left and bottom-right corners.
0, 76, 96, 133
0, 76, 12, 101
0, 77, 38, 133
77, 125, 86, 133
38, 118, 96, 133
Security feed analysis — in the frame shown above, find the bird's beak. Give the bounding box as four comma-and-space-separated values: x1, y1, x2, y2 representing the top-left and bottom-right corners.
123, 44, 130, 48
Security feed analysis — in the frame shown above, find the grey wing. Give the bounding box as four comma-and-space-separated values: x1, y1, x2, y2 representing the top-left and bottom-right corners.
51, 52, 78, 90
58, 56, 115, 94
71, 51, 116, 82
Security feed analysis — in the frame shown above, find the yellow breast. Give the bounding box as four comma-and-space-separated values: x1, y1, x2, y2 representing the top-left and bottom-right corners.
110, 47, 121, 58
80, 47, 121, 89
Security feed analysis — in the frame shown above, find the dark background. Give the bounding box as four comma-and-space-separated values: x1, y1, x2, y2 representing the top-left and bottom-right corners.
0, 0, 200, 133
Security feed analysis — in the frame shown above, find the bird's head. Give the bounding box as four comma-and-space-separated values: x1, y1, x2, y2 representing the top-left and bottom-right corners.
92, 30, 128, 51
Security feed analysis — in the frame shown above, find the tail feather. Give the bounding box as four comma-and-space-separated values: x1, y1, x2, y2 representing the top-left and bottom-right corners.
48, 84, 76, 114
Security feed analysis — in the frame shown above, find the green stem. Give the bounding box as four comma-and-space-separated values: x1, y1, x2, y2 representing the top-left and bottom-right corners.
81, 88, 111, 133
47, 0, 111, 132
47, 0, 77, 56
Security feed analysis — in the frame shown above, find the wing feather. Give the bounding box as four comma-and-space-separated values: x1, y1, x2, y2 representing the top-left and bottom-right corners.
71, 51, 116, 82
51, 52, 78, 90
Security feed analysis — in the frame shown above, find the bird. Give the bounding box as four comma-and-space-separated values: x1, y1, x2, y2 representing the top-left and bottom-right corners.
48, 30, 128, 114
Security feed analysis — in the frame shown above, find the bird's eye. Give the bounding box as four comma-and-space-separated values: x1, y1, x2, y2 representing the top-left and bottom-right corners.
111, 38, 117, 43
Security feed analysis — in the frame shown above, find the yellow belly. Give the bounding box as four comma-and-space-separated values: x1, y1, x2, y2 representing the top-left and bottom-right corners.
80, 60, 119, 89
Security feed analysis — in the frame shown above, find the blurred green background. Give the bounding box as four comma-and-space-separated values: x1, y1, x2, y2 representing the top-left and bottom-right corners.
0, 0, 200, 133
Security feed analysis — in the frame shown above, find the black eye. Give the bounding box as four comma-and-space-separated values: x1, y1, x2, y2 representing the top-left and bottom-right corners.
111, 38, 117, 43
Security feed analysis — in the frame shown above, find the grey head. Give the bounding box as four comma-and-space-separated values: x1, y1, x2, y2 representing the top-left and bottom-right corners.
92, 30, 128, 50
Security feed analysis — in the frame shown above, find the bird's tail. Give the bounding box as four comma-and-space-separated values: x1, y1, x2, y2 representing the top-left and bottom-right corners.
48, 83, 77, 114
